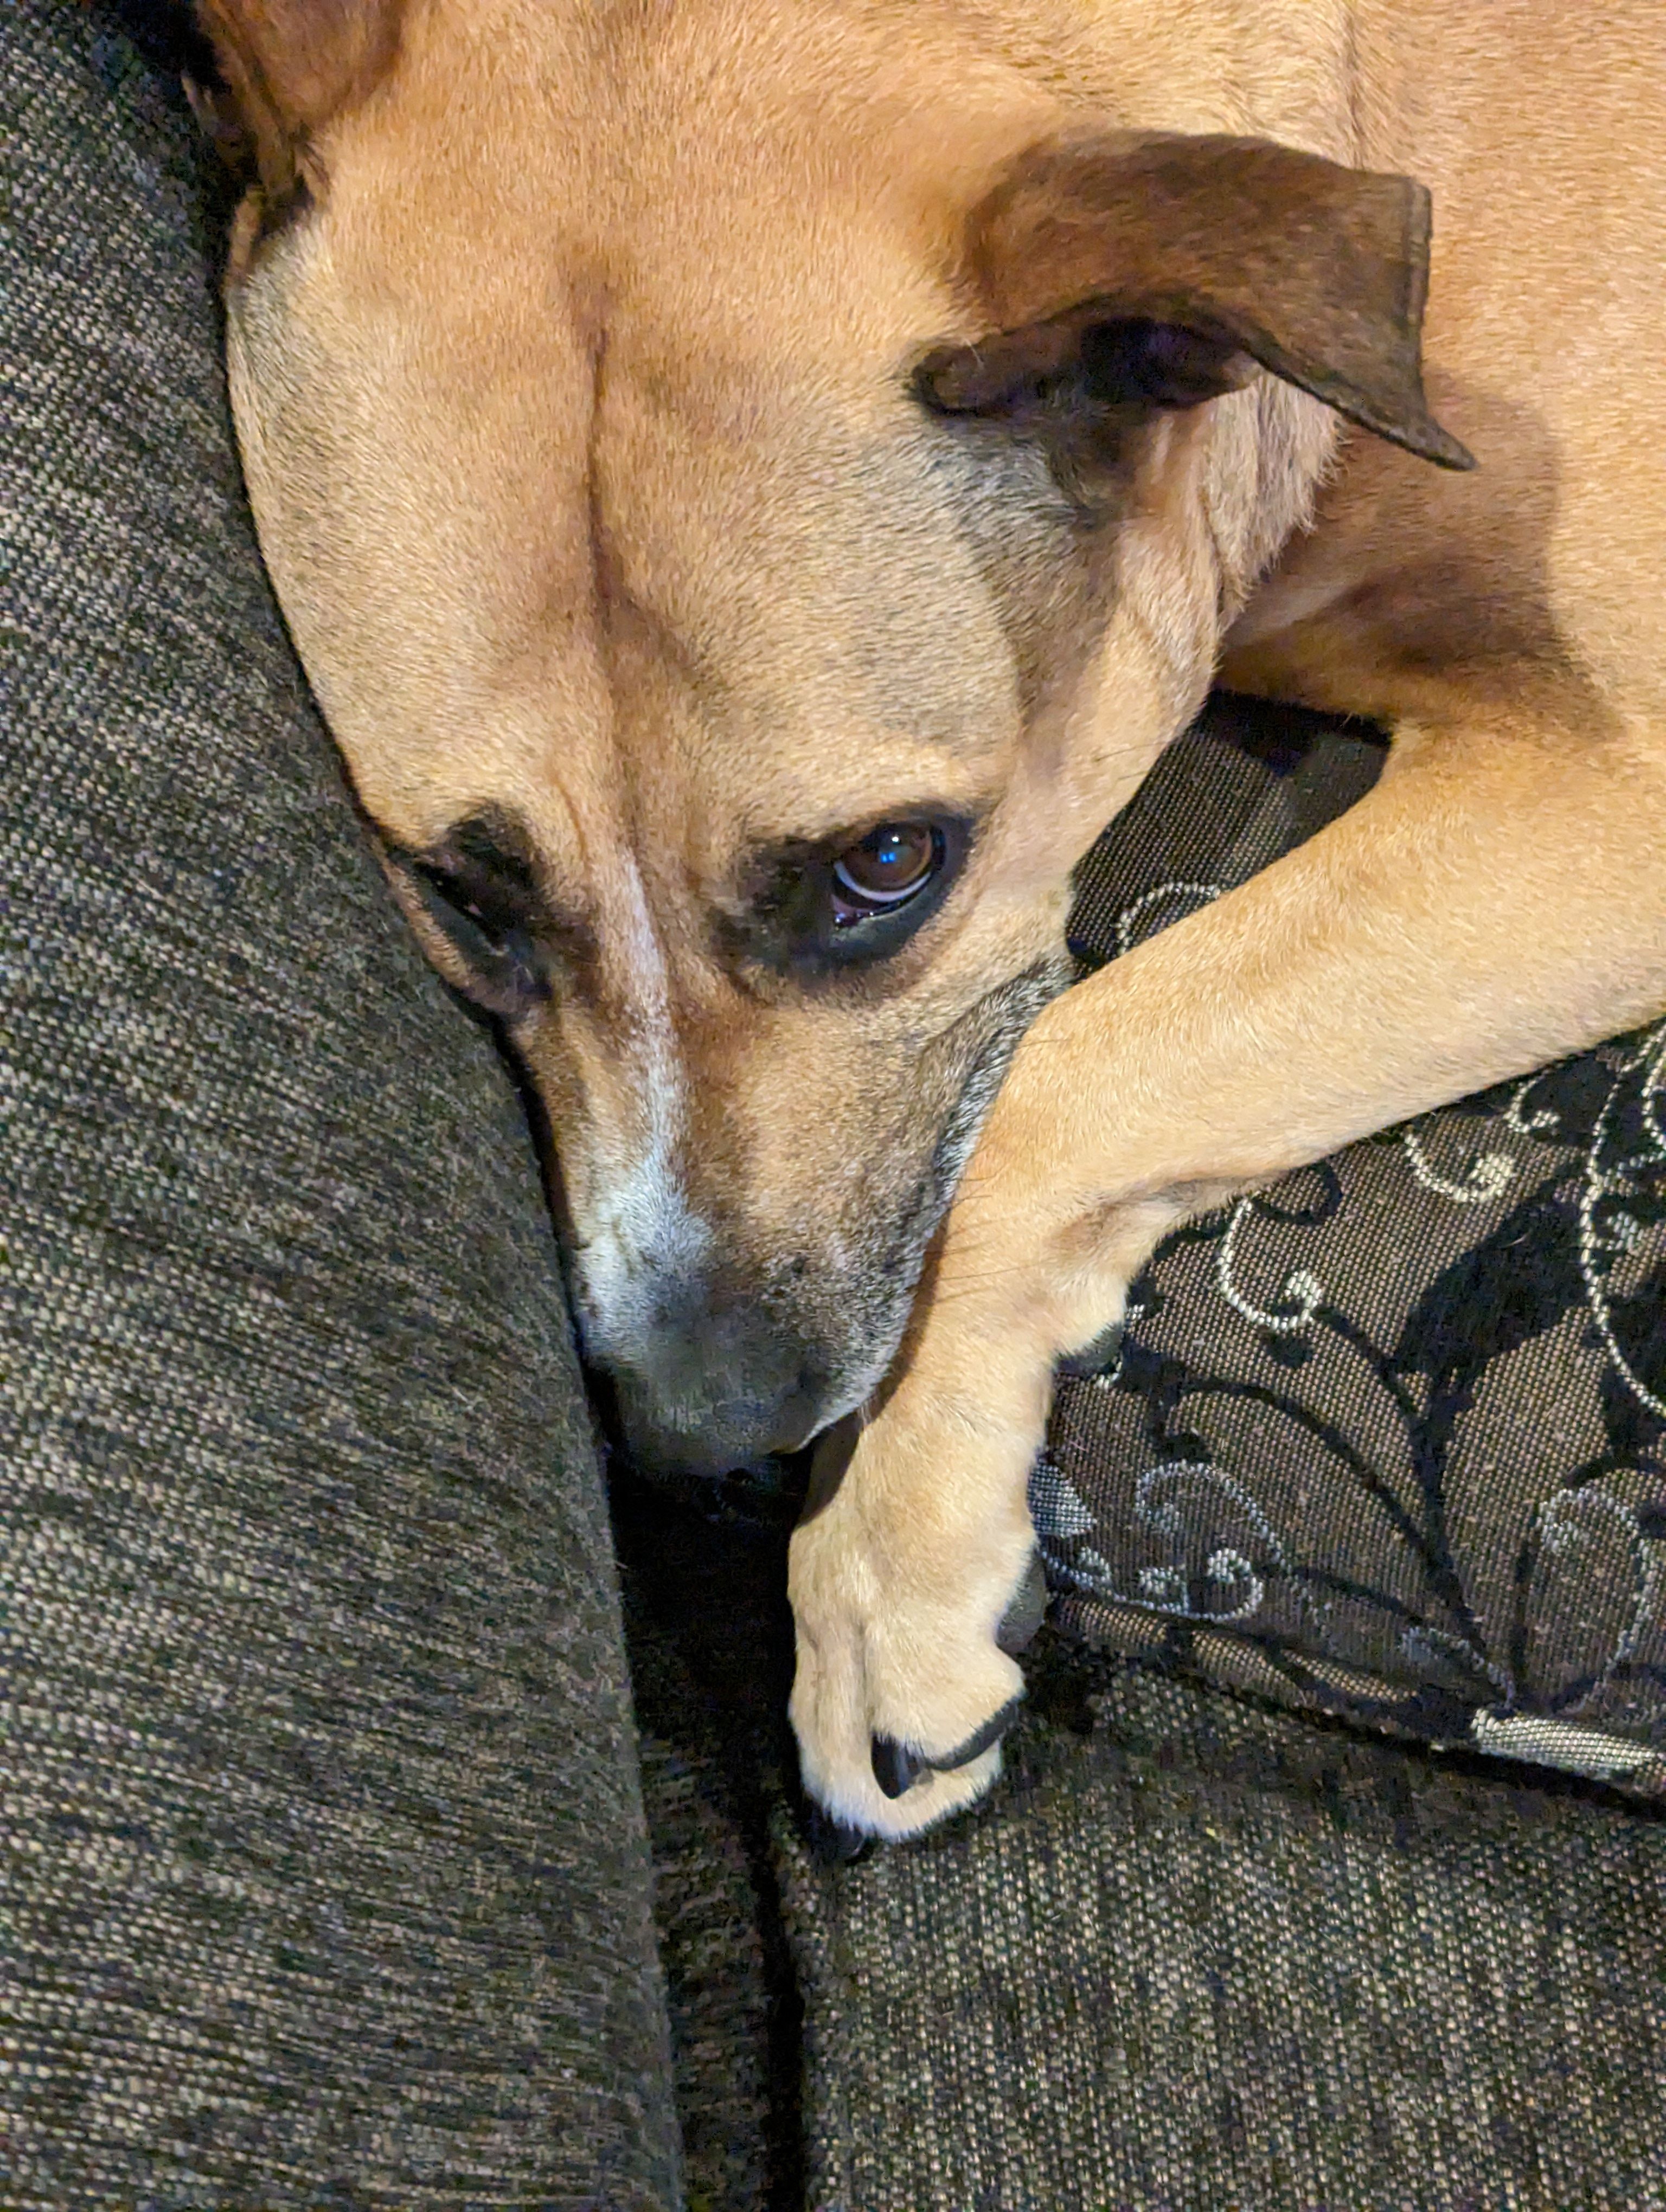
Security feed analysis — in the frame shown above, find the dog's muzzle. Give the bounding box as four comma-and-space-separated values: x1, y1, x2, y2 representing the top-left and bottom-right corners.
581, 1271, 840, 1479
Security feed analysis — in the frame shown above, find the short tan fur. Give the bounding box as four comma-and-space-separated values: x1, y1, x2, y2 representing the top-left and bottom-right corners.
189, 0, 1666, 1837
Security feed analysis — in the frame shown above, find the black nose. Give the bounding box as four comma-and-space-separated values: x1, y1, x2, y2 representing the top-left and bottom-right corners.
586, 1284, 834, 1479
608, 1375, 824, 1480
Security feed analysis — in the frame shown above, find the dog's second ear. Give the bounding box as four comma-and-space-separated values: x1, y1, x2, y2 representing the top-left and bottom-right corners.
185, 0, 406, 205
922, 131, 1474, 470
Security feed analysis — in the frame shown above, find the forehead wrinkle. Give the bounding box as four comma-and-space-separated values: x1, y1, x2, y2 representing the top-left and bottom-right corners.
589, 332, 1024, 715
588, 470, 1018, 878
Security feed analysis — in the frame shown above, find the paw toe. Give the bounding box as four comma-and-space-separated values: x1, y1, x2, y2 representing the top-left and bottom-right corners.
867, 1684, 1026, 1805
932, 1689, 1026, 1772
805, 1804, 876, 1864
870, 1734, 928, 1799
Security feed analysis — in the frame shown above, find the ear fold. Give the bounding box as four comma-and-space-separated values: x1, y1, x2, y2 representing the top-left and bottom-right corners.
926, 131, 1474, 470
187, 0, 406, 203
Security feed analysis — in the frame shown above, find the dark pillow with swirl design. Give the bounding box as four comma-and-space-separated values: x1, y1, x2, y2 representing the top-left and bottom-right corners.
1048, 693, 1666, 1798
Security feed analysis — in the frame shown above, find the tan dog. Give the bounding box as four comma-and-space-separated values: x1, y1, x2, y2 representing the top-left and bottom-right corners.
182, 0, 1666, 1842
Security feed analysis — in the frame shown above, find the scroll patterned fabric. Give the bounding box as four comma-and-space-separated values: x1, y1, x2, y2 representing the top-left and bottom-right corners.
1046, 696, 1666, 1796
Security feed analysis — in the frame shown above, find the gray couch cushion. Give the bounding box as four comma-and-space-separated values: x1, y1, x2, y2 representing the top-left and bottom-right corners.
784, 1646, 1666, 2211
1, 6, 679, 2202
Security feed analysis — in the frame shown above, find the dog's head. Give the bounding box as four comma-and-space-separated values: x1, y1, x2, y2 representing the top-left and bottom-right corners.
187, 0, 1467, 1473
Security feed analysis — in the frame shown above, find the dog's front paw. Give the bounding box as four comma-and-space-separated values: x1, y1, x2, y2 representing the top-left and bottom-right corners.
786, 1394, 1043, 1846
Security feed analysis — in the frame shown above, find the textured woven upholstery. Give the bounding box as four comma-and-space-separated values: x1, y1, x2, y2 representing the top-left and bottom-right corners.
1049, 700, 1666, 1798
9, 10, 1666, 2209
1, 9, 679, 2202
781, 1644, 1666, 2211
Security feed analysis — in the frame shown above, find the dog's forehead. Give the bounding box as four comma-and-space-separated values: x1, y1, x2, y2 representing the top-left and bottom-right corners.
230, 223, 1032, 877
217, 0, 1092, 898
290, 0, 1081, 468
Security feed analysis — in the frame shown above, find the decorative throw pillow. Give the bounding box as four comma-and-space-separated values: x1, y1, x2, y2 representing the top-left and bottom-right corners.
1046, 693, 1666, 1798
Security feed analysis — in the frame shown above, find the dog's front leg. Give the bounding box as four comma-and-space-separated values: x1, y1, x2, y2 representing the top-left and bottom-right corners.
790, 693, 1666, 1841
788, 1176, 1188, 1846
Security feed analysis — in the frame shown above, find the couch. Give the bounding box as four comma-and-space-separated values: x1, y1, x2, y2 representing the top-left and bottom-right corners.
5, 7, 1663, 2205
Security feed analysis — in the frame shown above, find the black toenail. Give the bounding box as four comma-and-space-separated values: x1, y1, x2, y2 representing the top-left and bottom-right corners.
996, 1551, 1048, 1655
933, 1690, 1027, 1772
805, 1803, 875, 1864
870, 1734, 927, 1799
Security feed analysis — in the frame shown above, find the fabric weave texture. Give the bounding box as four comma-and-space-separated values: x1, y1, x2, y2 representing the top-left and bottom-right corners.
1, 10, 680, 2203
1047, 701, 1666, 1797
783, 1643, 1666, 2211
9, 11, 1666, 2209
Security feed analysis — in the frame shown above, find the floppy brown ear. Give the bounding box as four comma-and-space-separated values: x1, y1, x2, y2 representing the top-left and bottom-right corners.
926, 131, 1474, 470
185, 0, 406, 203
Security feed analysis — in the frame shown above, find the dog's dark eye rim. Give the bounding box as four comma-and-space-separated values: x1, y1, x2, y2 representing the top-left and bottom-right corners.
408, 856, 520, 949
385, 844, 554, 1017
734, 810, 972, 980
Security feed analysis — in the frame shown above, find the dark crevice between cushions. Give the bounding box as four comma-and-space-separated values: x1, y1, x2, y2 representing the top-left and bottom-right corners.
612, 1464, 809, 2212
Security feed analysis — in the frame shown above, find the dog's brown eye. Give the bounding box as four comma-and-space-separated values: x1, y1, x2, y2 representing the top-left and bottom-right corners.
831, 823, 942, 925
